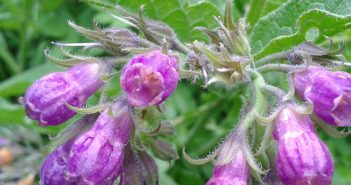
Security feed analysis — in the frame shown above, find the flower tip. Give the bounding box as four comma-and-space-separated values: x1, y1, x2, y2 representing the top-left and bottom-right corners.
18, 97, 24, 104
39, 121, 48, 127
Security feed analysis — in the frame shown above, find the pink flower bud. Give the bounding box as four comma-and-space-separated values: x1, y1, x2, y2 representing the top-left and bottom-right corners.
120, 50, 179, 106
66, 100, 133, 184
22, 63, 103, 126
40, 142, 76, 185
206, 150, 249, 185
293, 66, 351, 126
274, 108, 334, 185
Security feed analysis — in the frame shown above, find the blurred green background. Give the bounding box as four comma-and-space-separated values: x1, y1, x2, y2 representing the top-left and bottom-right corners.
1, 0, 351, 184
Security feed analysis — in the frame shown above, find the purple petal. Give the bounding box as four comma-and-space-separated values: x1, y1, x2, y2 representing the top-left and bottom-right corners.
120, 50, 179, 106
23, 63, 103, 126
207, 150, 249, 185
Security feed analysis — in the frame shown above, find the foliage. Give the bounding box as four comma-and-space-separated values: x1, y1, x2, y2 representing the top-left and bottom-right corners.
250, 0, 351, 59
0, 0, 351, 184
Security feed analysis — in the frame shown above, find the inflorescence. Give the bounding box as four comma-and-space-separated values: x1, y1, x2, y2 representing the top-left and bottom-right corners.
20, 1, 351, 185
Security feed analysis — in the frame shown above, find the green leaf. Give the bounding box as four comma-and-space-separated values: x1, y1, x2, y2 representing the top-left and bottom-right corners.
188, 0, 242, 22
41, 0, 65, 12
164, 83, 196, 120
189, 0, 226, 10
0, 98, 29, 125
0, 31, 21, 74
0, 63, 63, 98
250, 0, 351, 59
259, 0, 287, 16
116, 0, 221, 42
246, 0, 287, 28
37, 9, 72, 38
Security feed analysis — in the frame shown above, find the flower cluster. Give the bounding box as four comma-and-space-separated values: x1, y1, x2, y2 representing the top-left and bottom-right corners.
40, 99, 134, 184
201, 66, 342, 185
182, 1, 350, 184
20, 0, 351, 184
23, 47, 179, 185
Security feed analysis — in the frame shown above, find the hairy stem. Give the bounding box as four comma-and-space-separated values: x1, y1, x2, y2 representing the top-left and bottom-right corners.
256, 63, 301, 73
172, 39, 191, 54
235, 68, 267, 154
255, 51, 289, 67
262, 84, 286, 102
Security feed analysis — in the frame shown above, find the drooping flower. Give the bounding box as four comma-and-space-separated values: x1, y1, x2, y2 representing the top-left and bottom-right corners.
22, 63, 103, 126
66, 99, 134, 185
120, 50, 179, 106
273, 108, 334, 185
40, 142, 76, 185
206, 131, 249, 185
293, 66, 351, 126
206, 150, 249, 185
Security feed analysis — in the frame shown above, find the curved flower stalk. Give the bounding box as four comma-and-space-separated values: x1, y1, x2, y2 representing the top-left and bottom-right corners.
193, 68, 269, 185
21, 63, 103, 126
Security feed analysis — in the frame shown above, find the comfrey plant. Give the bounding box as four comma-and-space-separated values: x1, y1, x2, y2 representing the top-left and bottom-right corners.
20, 0, 351, 184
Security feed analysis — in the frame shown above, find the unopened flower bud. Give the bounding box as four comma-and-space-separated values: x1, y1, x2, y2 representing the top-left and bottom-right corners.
66, 100, 133, 184
157, 121, 176, 136
68, 22, 150, 56
40, 142, 75, 185
22, 63, 103, 126
288, 42, 342, 65
137, 150, 159, 184
95, 28, 143, 55
293, 66, 351, 126
121, 146, 158, 185
206, 150, 249, 185
120, 50, 179, 106
148, 139, 178, 161
207, 130, 249, 185
273, 108, 334, 185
